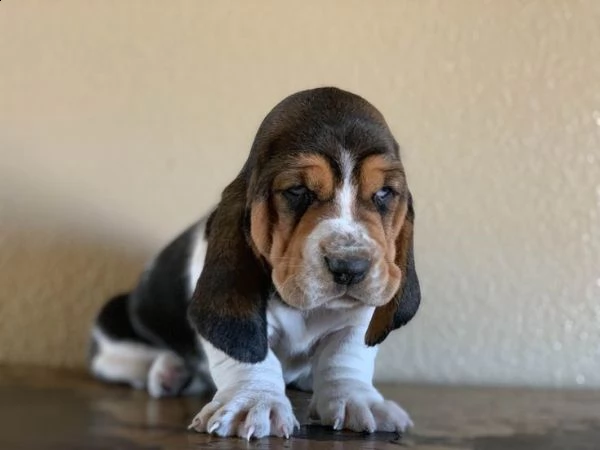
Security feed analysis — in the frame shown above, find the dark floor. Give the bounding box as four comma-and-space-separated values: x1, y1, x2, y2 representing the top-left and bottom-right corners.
0, 367, 599, 449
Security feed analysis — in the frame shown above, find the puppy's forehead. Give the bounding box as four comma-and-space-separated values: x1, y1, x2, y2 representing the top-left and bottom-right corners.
261, 88, 397, 158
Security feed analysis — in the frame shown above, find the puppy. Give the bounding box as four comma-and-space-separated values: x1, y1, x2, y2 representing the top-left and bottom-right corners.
89, 87, 421, 439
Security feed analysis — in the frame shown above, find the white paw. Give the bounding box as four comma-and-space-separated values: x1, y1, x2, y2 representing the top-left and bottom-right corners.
147, 352, 192, 398
188, 387, 299, 439
310, 382, 413, 433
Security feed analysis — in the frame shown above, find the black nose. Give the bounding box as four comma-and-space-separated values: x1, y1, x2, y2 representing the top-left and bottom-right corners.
324, 257, 371, 286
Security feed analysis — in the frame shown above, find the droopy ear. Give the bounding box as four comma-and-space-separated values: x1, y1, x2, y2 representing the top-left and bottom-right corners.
365, 192, 421, 346
187, 174, 272, 363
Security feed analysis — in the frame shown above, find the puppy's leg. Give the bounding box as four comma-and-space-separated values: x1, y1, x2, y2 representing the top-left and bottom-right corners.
309, 326, 413, 433
91, 329, 208, 397
90, 325, 161, 390
90, 294, 209, 397
90, 294, 162, 390
189, 339, 299, 440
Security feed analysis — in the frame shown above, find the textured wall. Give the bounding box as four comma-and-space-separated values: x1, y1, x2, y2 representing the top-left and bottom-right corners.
1, 1, 599, 388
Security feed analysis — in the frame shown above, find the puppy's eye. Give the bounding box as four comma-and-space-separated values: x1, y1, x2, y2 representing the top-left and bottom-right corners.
373, 186, 396, 213
282, 185, 315, 212
284, 185, 309, 198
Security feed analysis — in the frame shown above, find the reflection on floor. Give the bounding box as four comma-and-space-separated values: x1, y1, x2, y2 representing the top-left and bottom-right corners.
0, 367, 599, 449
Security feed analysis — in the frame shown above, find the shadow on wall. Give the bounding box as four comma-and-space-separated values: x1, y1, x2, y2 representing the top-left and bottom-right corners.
0, 177, 150, 369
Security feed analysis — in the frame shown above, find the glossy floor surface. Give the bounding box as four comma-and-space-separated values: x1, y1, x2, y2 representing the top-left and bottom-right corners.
1, 367, 599, 449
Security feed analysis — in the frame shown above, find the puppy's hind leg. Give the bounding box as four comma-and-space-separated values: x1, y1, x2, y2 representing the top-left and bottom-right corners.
89, 293, 211, 397
147, 351, 211, 398
89, 293, 163, 390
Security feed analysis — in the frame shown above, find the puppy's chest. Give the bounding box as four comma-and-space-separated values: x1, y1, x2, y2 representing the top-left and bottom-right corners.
266, 299, 371, 364
267, 302, 324, 358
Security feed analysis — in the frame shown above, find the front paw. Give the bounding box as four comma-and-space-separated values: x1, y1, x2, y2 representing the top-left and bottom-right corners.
310, 382, 413, 433
189, 386, 299, 439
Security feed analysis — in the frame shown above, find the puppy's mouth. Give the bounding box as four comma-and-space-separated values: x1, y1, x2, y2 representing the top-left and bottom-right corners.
324, 297, 358, 309
323, 287, 369, 308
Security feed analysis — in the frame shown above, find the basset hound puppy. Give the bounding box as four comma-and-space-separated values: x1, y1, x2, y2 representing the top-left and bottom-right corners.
89, 87, 421, 439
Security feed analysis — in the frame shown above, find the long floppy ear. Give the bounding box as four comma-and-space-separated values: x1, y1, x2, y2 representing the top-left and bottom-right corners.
187, 173, 272, 363
365, 192, 421, 346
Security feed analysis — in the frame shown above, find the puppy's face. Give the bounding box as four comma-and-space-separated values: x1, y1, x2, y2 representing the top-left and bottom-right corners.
248, 92, 409, 310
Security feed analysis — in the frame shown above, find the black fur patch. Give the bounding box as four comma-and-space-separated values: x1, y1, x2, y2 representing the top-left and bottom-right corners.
128, 222, 202, 361
390, 196, 420, 331
392, 243, 421, 330
95, 293, 151, 343
190, 307, 269, 363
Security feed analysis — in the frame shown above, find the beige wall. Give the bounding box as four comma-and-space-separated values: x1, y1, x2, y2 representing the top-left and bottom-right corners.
1, 0, 599, 388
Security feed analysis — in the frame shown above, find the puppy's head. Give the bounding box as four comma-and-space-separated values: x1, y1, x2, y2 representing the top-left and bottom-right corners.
189, 87, 420, 362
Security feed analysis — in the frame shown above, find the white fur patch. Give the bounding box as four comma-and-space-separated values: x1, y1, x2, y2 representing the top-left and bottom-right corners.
188, 219, 209, 295
337, 150, 356, 222
90, 327, 162, 389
